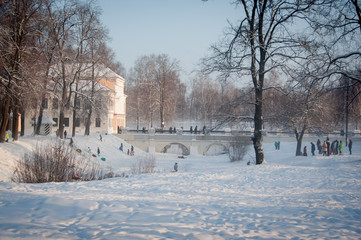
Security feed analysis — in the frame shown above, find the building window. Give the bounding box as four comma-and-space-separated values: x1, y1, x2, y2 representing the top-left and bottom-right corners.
42, 98, 48, 109
52, 98, 58, 110
95, 118, 101, 127
64, 118, 69, 127
75, 118, 80, 127
53, 118, 58, 127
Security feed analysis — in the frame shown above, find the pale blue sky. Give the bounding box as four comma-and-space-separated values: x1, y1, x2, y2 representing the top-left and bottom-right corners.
99, 0, 240, 80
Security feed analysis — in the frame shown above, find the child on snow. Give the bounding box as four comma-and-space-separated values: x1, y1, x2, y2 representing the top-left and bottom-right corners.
303, 146, 307, 156
5, 132, 9, 142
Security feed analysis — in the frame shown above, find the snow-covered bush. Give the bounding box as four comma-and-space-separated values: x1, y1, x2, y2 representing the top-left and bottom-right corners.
130, 154, 156, 174
12, 140, 112, 183
228, 136, 250, 162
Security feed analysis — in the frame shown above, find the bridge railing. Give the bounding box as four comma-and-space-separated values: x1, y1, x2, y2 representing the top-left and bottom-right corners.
119, 128, 361, 138
122, 129, 252, 135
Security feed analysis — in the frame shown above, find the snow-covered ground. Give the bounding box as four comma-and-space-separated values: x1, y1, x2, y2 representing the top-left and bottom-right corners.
0, 134, 360, 239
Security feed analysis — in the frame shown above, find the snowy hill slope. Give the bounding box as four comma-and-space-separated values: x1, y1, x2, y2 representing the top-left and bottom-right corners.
0, 134, 360, 239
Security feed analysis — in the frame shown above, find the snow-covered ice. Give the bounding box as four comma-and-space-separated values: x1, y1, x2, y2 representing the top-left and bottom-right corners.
0, 134, 360, 239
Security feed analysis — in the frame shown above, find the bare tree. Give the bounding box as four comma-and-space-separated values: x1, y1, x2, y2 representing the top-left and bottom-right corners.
203, 0, 316, 164
153, 54, 181, 129
308, 0, 361, 83
127, 55, 158, 130
71, 1, 108, 137
45, 0, 79, 139
127, 54, 183, 129
0, 0, 42, 142
188, 73, 220, 123
270, 75, 331, 156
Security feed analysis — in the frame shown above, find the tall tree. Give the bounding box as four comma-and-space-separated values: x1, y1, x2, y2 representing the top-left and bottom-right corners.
0, 0, 42, 142
46, 0, 78, 139
204, 0, 316, 164
153, 54, 181, 128
71, 0, 107, 137
188, 73, 220, 123
127, 54, 182, 129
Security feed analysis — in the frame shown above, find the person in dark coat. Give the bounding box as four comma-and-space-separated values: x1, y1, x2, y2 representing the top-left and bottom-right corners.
326, 137, 330, 156
317, 139, 322, 154
330, 141, 335, 155
97, 147, 100, 156
174, 162, 178, 172
64, 130, 67, 139
311, 142, 315, 156
335, 140, 339, 155
348, 139, 352, 155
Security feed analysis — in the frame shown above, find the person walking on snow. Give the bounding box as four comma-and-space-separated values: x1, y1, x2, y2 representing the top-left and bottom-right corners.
311, 142, 315, 156
119, 143, 123, 151
97, 147, 100, 156
334, 140, 339, 155
174, 162, 178, 172
322, 141, 328, 156
326, 137, 330, 156
348, 139, 352, 155
339, 140, 343, 155
317, 139, 322, 154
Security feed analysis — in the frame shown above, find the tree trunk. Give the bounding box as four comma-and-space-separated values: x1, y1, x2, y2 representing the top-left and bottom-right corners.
35, 97, 45, 135
59, 106, 65, 139
12, 104, 19, 141
295, 128, 306, 156
72, 107, 76, 137
72, 94, 78, 137
58, 61, 67, 139
0, 97, 11, 143
20, 108, 25, 136
84, 107, 92, 136
160, 95, 165, 129
253, 87, 264, 165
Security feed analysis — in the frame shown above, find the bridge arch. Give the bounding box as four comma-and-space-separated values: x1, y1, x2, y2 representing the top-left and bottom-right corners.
203, 142, 228, 156
161, 143, 190, 155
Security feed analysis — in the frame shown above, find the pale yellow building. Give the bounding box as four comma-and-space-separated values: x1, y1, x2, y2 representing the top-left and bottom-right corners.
24, 65, 127, 136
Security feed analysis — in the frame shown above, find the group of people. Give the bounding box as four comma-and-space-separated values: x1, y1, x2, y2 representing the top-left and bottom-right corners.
190, 125, 207, 134
141, 125, 208, 135
119, 143, 134, 156
308, 138, 353, 156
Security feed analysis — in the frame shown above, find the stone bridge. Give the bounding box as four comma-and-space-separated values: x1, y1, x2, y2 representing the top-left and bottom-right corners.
116, 129, 252, 156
